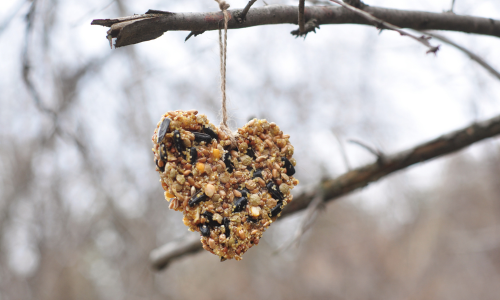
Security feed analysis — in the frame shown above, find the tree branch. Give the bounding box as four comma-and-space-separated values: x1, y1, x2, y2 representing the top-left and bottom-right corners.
236, 0, 257, 23
150, 113, 500, 270
424, 31, 500, 81
91, 5, 500, 48
329, 0, 439, 54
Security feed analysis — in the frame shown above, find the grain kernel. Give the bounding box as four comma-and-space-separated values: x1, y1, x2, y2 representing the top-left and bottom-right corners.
249, 194, 260, 206
238, 229, 246, 240
265, 139, 274, 148
233, 190, 242, 197
209, 238, 216, 249
205, 163, 212, 175
245, 180, 257, 190
279, 183, 290, 194
240, 155, 252, 166
220, 172, 230, 183
176, 174, 185, 184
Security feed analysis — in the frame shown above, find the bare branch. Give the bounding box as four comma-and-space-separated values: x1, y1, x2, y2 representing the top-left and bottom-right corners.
91, 5, 500, 48
329, 0, 439, 54
274, 188, 324, 253
184, 30, 205, 42
348, 139, 385, 163
290, 18, 320, 38
424, 31, 500, 81
150, 113, 500, 270
236, 0, 257, 23
298, 0, 305, 33
450, 0, 456, 13
332, 131, 352, 171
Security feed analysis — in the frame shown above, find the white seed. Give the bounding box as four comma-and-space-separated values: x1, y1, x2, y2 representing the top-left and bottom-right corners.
279, 183, 290, 194
213, 213, 223, 224
249, 194, 260, 206
205, 184, 216, 197
176, 174, 185, 184
250, 206, 261, 217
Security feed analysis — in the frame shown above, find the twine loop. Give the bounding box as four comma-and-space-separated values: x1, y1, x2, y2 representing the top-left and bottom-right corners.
214, 0, 237, 149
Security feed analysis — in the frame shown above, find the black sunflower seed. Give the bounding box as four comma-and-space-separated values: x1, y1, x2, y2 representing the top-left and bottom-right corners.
189, 147, 197, 164
246, 147, 256, 159
252, 169, 263, 179
155, 159, 165, 173
247, 216, 258, 223
223, 217, 230, 237
238, 188, 250, 198
203, 126, 218, 140
188, 191, 208, 207
159, 143, 168, 162
233, 196, 248, 213
199, 224, 210, 237
173, 130, 186, 157
223, 153, 234, 173
193, 132, 212, 143
266, 181, 283, 201
157, 117, 171, 143
281, 157, 296, 176
202, 211, 220, 227
270, 201, 283, 217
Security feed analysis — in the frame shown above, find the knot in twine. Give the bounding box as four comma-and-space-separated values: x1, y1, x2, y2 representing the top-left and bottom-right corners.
214, 0, 238, 149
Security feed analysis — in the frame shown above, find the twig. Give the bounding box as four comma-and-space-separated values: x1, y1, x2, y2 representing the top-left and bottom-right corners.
150, 113, 500, 270
424, 31, 500, 81
236, 0, 257, 23
274, 188, 324, 254
91, 5, 500, 48
329, 0, 440, 54
0, 0, 27, 36
332, 131, 352, 171
22, 0, 56, 118
348, 139, 385, 163
290, 18, 320, 38
149, 234, 202, 270
184, 30, 205, 42
450, 0, 456, 13
298, 0, 305, 33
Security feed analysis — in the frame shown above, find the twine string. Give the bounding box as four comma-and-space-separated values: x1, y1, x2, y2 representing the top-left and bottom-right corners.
214, 0, 237, 148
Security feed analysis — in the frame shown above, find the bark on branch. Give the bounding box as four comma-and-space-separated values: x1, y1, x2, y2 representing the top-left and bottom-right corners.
91, 5, 500, 48
150, 113, 500, 271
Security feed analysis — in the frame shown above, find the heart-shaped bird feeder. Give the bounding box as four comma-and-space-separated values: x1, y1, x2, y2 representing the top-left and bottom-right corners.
152, 110, 298, 261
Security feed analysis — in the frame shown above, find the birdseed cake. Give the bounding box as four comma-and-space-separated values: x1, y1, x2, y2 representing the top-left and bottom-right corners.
151, 110, 298, 261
